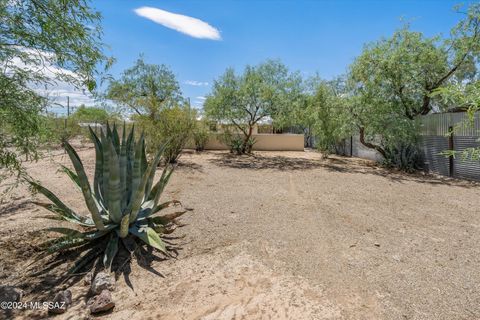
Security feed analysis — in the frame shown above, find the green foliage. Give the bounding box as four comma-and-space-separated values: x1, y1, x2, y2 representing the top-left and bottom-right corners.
220, 130, 256, 154
0, 0, 111, 177
28, 124, 187, 272
303, 78, 351, 156
347, 3, 480, 163
204, 60, 302, 154
107, 57, 192, 162
432, 81, 480, 121
192, 121, 210, 152
136, 106, 196, 163
71, 105, 111, 123
432, 80, 480, 161
106, 56, 183, 118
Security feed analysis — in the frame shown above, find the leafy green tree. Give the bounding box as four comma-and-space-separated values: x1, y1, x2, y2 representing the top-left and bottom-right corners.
0, 0, 110, 177
348, 3, 480, 158
204, 60, 302, 153
106, 57, 183, 120
308, 80, 350, 157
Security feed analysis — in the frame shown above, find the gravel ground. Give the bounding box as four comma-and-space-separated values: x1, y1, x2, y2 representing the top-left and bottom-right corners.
1, 146, 479, 319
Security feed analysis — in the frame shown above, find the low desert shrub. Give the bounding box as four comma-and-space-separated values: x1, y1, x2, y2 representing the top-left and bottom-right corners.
220, 130, 256, 154
138, 105, 195, 163
192, 122, 210, 151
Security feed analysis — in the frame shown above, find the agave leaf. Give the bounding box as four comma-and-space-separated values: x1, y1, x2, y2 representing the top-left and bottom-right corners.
126, 125, 135, 203
59, 165, 80, 190
100, 130, 110, 209
107, 138, 122, 223
112, 123, 120, 155
145, 143, 167, 197
141, 138, 148, 177
151, 223, 177, 234
42, 227, 85, 238
47, 237, 87, 253
128, 146, 165, 222
138, 200, 181, 219
130, 133, 144, 208
120, 124, 128, 211
29, 182, 92, 225
147, 211, 187, 225
150, 166, 175, 205
64, 142, 105, 230
130, 225, 166, 253
119, 214, 130, 238
69, 247, 102, 275
33, 202, 89, 225
106, 122, 112, 139
103, 234, 119, 270
89, 126, 104, 203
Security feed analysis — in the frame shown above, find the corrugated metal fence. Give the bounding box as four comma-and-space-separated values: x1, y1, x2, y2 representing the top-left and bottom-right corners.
420, 112, 480, 181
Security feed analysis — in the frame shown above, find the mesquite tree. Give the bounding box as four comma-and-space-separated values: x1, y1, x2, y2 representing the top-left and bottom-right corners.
204, 60, 302, 154
347, 3, 480, 157
0, 0, 111, 178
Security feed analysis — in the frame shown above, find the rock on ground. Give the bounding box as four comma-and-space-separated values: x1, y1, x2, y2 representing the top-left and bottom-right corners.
88, 289, 115, 314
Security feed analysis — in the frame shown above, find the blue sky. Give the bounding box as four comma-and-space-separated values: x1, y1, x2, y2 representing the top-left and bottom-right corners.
49, 0, 476, 113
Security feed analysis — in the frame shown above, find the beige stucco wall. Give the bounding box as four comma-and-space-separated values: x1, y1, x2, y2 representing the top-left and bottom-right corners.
186, 133, 304, 151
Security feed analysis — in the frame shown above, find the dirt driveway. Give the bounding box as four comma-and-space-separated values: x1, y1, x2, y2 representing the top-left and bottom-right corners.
1, 148, 479, 319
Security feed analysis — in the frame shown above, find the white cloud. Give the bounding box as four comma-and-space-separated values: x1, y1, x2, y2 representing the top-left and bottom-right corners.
134, 6, 221, 40
184, 80, 209, 86
196, 96, 206, 100
5, 48, 96, 114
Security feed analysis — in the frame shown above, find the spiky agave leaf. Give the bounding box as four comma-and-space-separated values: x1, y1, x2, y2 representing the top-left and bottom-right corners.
129, 225, 167, 253
103, 233, 118, 270
64, 142, 105, 230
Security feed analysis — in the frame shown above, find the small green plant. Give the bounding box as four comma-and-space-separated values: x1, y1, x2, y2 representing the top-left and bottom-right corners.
28, 123, 187, 272
220, 130, 256, 154
193, 122, 210, 151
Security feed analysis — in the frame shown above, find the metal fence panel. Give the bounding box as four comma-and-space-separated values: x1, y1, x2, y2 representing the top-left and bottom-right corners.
420, 135, 450, 176
452, 136, 480, 180
420, 112, 480, 181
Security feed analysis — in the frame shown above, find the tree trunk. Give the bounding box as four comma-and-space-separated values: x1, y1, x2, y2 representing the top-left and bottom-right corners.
242, 125, 254, 153
358, 127, 387, 158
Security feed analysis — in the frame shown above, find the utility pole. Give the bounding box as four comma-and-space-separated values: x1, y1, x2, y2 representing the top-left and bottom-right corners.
64, 96, 70, 129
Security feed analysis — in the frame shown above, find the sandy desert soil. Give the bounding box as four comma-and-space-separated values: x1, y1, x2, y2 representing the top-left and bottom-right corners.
1, 146, 480, 319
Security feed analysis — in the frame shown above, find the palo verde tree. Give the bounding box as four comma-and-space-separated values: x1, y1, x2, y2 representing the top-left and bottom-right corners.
0, 0, 111, 180
348, 3, 480, 159
204, 60, 302, 154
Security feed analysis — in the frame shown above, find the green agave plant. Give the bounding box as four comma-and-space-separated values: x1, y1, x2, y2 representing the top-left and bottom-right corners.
29, 123, 187, 272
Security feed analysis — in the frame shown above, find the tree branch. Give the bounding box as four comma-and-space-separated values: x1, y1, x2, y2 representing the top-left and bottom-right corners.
358, 127, 386, 158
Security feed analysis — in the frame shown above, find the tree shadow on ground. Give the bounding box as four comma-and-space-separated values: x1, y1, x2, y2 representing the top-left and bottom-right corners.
210, 153, 479, 189
0, 200, 32, 218
176, 160, 203, 173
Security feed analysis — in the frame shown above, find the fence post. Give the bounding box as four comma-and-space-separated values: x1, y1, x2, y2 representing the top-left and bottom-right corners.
350, 135, 353, 157
448, 126, 454, 177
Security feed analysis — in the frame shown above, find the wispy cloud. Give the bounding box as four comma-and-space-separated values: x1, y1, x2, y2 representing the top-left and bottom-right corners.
184, 80, 209, 86
134, 6, 221, 40
8, 48, 96, 114
196, 96, 206, 100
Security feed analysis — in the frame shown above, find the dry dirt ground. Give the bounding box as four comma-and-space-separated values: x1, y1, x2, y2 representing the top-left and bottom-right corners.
1, 146, 480, 320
